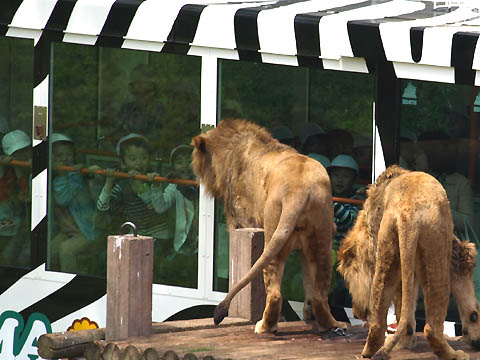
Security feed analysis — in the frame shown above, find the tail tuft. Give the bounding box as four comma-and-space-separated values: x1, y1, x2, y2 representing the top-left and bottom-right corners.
213, 304, 228, 325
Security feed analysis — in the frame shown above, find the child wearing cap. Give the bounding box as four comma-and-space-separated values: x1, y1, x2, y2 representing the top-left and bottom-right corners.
328, 154, 363, 248
0, 129, 32, 266
157, 144, 198, 287
166, 145, 197, 254
95, 134, 179, 272
327, 154, 363, 323
0, 129, 32, 201
50, 133, 99, 273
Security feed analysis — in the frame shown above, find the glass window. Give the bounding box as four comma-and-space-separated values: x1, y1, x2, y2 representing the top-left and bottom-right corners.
0, 37, 33, 268
216, 59, 373, 322
49, 43, 200, 288
399, 80, 480, 324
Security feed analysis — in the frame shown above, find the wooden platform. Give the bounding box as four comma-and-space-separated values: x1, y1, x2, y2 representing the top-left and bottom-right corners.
83, 319, 480, 359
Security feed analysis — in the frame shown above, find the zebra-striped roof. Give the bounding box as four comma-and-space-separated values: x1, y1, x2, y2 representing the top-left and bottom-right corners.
2, 0, 480, 84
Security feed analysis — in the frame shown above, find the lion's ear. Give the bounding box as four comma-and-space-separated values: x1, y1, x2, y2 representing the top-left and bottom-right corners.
452, 235, 478, 275
191, 135, 207, 153
338, 241, 355, 269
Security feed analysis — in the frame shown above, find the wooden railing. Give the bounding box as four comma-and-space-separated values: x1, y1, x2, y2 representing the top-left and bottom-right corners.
1, 160, 365, 205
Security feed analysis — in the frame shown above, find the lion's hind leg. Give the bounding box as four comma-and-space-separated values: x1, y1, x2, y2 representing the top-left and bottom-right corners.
300, 230, 347, 332
391, 282, 418, 351
255, 256, 286, 334
299, 251, 314, 321
422, 255, 469, 359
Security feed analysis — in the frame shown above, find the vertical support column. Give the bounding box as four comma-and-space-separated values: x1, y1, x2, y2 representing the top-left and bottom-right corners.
199, 54, 218, 297
229, 228, 266, 322
374, 60, 401, 168
106, 234, 153, 341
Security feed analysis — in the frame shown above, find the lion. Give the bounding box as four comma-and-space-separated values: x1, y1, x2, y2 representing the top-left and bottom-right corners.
389, 235, 480, 352
337, 165, 469, 359
450, 235, 480, 349
191, 118, 347, 334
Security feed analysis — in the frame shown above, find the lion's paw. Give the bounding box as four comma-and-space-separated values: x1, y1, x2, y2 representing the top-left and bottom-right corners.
451, 349, 469, 360
254, 319, 277, 334
361, 350, 373, 358
370, 350, 391, 360
362, 343, 381, 359
362, 350, 386, 359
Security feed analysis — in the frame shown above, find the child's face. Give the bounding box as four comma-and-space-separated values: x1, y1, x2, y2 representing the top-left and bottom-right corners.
330, 167, 356, 197
121, 145, 150, 173
173, 153, 192, 179
53, 142, 74, 169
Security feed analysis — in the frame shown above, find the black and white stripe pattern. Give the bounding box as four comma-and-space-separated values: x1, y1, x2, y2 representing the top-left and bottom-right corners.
4, 0, 480, 84
0, 2, 478, 77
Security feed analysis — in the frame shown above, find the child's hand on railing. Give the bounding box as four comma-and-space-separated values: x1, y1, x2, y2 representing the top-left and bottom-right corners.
104, 168, 116, 179
147, 172, 162, 189
86, 164, 101, 174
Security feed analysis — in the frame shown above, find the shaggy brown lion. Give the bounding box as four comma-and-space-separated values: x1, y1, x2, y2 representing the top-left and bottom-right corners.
337, 165, 469, 359
191, 118, 347, 334
390, 235, 480, 352
451, 235, 480, 349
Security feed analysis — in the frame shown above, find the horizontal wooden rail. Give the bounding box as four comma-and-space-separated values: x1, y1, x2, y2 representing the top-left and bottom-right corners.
0, 159, 30, 168
71, 166, 198, 187
0, 161, 365, 205
333, 196, 364, 206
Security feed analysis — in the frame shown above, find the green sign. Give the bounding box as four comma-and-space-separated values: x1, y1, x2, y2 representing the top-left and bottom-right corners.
0, 311, 51, 360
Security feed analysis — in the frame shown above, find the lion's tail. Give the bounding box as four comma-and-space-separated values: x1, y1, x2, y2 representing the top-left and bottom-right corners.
213, 194, 309, 325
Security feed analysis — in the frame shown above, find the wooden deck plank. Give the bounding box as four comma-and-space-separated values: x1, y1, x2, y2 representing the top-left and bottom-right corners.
90, 320, 480, 360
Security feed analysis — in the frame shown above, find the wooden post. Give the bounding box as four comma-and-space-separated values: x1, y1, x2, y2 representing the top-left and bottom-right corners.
228, 228, 266, 322
106, 233, 153, 341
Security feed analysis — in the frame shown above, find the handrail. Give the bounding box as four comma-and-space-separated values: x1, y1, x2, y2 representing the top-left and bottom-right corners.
0, 159, 31, 168
66, 166, 198, 187
0, 160, 365, 205
333, 196, 364, 206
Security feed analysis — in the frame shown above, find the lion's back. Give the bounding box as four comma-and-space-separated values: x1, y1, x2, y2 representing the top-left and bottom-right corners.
192, 119, 332, 229
257, 152, 331, 204
384, 171, 450, 220
381, 171, 453, 251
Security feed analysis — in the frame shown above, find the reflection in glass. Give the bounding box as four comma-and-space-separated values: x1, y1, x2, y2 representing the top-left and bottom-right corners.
399, 80, 480, 324
50, 43, 200, 286
216, 60, 373, 321
0, 38, 33, 268
50, 133, 98, 273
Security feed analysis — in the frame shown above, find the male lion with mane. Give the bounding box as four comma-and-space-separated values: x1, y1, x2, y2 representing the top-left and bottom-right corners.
450, 235, 480, 350
337, 165, 469, 359
191, 118, 347, 334
386, 235, 480, 353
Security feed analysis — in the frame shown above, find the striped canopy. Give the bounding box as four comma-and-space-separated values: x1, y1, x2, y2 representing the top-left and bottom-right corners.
2, 0, 480, 84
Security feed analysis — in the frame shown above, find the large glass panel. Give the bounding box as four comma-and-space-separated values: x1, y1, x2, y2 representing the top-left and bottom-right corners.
0, 37, 33, 268
50, 43, 200, 288
216, 59, 373, 322
399, 80, 480, 325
